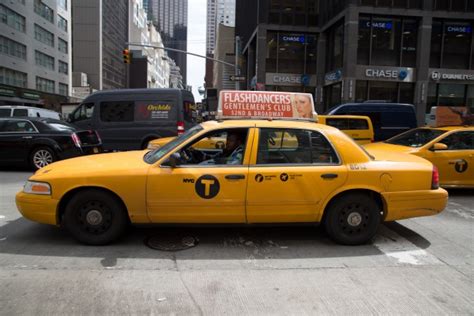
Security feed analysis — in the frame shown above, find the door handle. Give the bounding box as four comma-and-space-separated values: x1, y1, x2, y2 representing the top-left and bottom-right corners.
225, 174, 245, 180
22, 136, 32, 139
321, 173, 338, 179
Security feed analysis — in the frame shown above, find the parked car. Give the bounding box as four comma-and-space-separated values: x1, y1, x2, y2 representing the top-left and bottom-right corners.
326, 102, 418, 141
0, 105, 62, 120
0, 117, 102, 170
67, 88, 196, 151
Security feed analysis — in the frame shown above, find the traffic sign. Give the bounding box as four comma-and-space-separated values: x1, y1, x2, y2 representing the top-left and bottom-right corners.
229, 75, 246, 82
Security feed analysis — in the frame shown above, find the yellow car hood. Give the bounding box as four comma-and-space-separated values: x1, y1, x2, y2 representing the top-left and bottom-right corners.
32, 150, 150, 179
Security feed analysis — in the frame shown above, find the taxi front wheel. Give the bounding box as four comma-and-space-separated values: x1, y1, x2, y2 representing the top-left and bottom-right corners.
63, 189, 128, 245
324, 193, 381, 245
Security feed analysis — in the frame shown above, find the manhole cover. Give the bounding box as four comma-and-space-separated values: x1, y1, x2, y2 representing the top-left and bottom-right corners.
145, 235, 198, 251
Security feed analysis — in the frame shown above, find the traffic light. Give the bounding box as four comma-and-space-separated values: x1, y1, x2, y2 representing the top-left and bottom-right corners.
123, 49, 131, 64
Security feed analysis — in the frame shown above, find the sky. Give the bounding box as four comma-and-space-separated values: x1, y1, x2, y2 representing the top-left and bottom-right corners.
187, 0, 207, 102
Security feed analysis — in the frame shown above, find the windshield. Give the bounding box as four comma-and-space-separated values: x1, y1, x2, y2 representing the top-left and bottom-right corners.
385, 128, 446, 147
144, 125, 203, 164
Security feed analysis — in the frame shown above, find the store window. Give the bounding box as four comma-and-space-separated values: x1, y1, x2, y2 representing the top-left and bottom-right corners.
438, 84, 466, 106
265, 31, 317, 75
430, 20, 473, 69
355, 80, 415, 103
358, 15, 418, 67
434, 0, 471, 11
267, 0, 319, 26
266, 32, 278, 72
430, 21, 442, 68
443, 22, 471, 69
358, 16, 371, 65
326, 21, 344, 71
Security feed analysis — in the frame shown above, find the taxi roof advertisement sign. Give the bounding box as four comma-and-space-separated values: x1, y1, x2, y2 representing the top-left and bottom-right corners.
218, 90, 316, 121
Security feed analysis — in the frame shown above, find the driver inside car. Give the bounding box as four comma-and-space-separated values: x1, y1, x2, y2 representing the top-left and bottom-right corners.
196, 131, 245, 165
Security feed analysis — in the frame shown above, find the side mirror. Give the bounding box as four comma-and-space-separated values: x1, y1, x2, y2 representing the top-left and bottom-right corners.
430, 143, 448, 151
167, 152, 181, 168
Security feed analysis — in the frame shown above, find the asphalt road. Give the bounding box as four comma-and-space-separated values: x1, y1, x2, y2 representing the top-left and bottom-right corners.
0, 170, 473, 315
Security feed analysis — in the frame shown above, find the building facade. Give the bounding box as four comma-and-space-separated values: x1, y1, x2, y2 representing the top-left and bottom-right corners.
72, 0, 128, 91
0, 0, 72, 107
213, 24, 236, 91
206, 0, 236, 55
147, 0, 188, 84
236, 0, 474, 123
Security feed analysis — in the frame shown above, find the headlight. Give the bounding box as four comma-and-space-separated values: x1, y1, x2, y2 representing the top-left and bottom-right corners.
23, 181, 51, 195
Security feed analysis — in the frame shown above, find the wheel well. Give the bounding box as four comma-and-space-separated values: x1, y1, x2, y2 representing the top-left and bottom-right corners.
57, 186, 130, 225
28, 144, 54, 158
321, 189, 386, 224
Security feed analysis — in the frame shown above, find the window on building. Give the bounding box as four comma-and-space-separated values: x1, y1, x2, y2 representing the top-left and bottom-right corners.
58, 38, 68, 54
355, 80, 368, 102
355, 80, 415, 104
0, 66, 27, 88
58, 61, 68, 74
57, 15, 67, 32
438, 84, 466, 106
429, 20, 442, 68
59, 83, 68, 96
359, 15, 419, 67
34, 0, 54, 23
369, 81, 398, 102
443, 22, 472, 69
36, 76, 54, 93
358, 16, 371, 65
35, 51, 55, 70
371, 17, 402, 66
401, 19, 417, 67
305, 35, 318, 74
34, 24, 54, 47
399, 83, 415, 103
0, 35, 26, 60
326, 21, 344, 71
58, 0, 67, 11
266, 32, 278, 72
324, 83, 342, 111
268, 0, 318, 26
0, 4, 26, 33
278, 33, 306, 73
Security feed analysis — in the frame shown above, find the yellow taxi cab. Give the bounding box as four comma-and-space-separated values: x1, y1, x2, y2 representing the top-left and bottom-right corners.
318, 115, 374, 144
16, 90, 448, 246
364, 125, 474, 188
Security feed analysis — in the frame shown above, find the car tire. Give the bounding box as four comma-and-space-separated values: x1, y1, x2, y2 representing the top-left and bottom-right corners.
63, 189, 129, 245
30, 146, 56, 170
324, 193, 381, 245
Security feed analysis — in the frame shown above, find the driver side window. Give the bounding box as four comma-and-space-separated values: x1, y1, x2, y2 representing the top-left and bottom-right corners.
174, 128, 249, 166
72, 103, 94, 122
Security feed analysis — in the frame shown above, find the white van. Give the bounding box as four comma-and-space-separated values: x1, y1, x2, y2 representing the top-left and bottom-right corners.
0, 105, 61, 120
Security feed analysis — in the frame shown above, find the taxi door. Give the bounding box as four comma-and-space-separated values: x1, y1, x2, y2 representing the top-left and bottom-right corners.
423, 131, 474, 187
146, 128, 255, 223
246, 127, 347, 223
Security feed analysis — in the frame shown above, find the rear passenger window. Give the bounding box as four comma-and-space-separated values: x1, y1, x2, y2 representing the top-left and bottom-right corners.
100, 101, 134, 122
13, 109, 28, 117
257, 128, 339, 165
0, 109, 11, 117
348, 119, 369, 130
2, 120, 36, 132
439, 132, 474, 150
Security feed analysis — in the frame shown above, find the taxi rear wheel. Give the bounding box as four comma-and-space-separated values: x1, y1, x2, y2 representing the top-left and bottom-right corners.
63, 189, 128, 245
324, 193, 381, 245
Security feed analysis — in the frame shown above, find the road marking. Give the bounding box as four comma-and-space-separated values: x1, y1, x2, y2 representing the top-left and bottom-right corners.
374, 225, 443, 266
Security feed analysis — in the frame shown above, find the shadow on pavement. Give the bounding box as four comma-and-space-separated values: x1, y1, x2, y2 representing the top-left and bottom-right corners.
0, 216, 431, 262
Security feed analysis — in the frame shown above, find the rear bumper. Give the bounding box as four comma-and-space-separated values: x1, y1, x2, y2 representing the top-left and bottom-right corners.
58, 145, 102, 160
15, 191, 59, 225
382, 188, 448, 221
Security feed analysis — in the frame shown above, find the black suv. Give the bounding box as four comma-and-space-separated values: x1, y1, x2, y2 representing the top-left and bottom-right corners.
0, 117, 102, 170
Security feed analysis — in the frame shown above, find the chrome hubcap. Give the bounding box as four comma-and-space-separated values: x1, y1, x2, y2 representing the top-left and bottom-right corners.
33, 150, 53, 168
347, 212, 362, 227
85, 210, 103, 226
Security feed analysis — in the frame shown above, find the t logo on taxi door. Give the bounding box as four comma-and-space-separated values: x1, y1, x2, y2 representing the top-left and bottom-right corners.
195, 175, 220, 199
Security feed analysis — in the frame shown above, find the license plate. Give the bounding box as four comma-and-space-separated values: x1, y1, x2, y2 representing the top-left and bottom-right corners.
93, 147, 99, 153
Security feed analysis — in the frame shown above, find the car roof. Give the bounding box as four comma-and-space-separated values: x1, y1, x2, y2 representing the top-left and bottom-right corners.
0, 117, 64, 123
88, 88, 188, 96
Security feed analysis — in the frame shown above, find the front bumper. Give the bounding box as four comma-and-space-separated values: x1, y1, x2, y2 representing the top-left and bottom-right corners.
382, 188, 448, 221
16, 191, 59, 225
